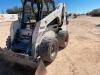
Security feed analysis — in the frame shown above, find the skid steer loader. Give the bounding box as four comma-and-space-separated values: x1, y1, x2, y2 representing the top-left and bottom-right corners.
0, 0, 68, 75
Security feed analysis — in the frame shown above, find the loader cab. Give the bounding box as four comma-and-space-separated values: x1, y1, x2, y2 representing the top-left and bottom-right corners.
11, 0, 56, 55
21, 1, 38, 28
41, 1, 55, 19
21, 0, 55, 25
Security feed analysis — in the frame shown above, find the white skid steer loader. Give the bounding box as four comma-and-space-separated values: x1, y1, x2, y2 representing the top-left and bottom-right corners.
0, 0, 69, 75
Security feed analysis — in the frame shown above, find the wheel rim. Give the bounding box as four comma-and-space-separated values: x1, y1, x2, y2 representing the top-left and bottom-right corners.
50, 44, 56, 58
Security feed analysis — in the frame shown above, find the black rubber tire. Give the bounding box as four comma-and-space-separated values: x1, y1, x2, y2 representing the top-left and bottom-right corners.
6, 36, 11, 49
38, 38, 59, 63
64, 31, 69, 47
59, 30, 69, 49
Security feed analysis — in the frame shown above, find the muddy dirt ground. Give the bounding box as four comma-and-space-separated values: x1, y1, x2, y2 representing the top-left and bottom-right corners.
0, 16, 100, 75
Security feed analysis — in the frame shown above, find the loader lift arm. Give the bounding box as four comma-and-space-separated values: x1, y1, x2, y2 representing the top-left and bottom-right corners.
32, 3, 65, 58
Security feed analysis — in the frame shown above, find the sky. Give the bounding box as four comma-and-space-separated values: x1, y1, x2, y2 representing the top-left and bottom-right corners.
0, 0, 100, 14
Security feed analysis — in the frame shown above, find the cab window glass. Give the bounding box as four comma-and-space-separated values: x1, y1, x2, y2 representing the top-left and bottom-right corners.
48, 2, 54, 11
42, 3, 47, 11
33, 4, 38, 14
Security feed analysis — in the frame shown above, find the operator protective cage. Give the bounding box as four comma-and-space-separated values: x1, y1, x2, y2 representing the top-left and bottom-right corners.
21, 0, 54, 4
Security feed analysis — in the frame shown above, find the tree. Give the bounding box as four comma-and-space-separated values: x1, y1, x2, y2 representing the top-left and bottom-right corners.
88, 8, 100, 16
67, 13, 72, 17
6, 7, 22, 14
